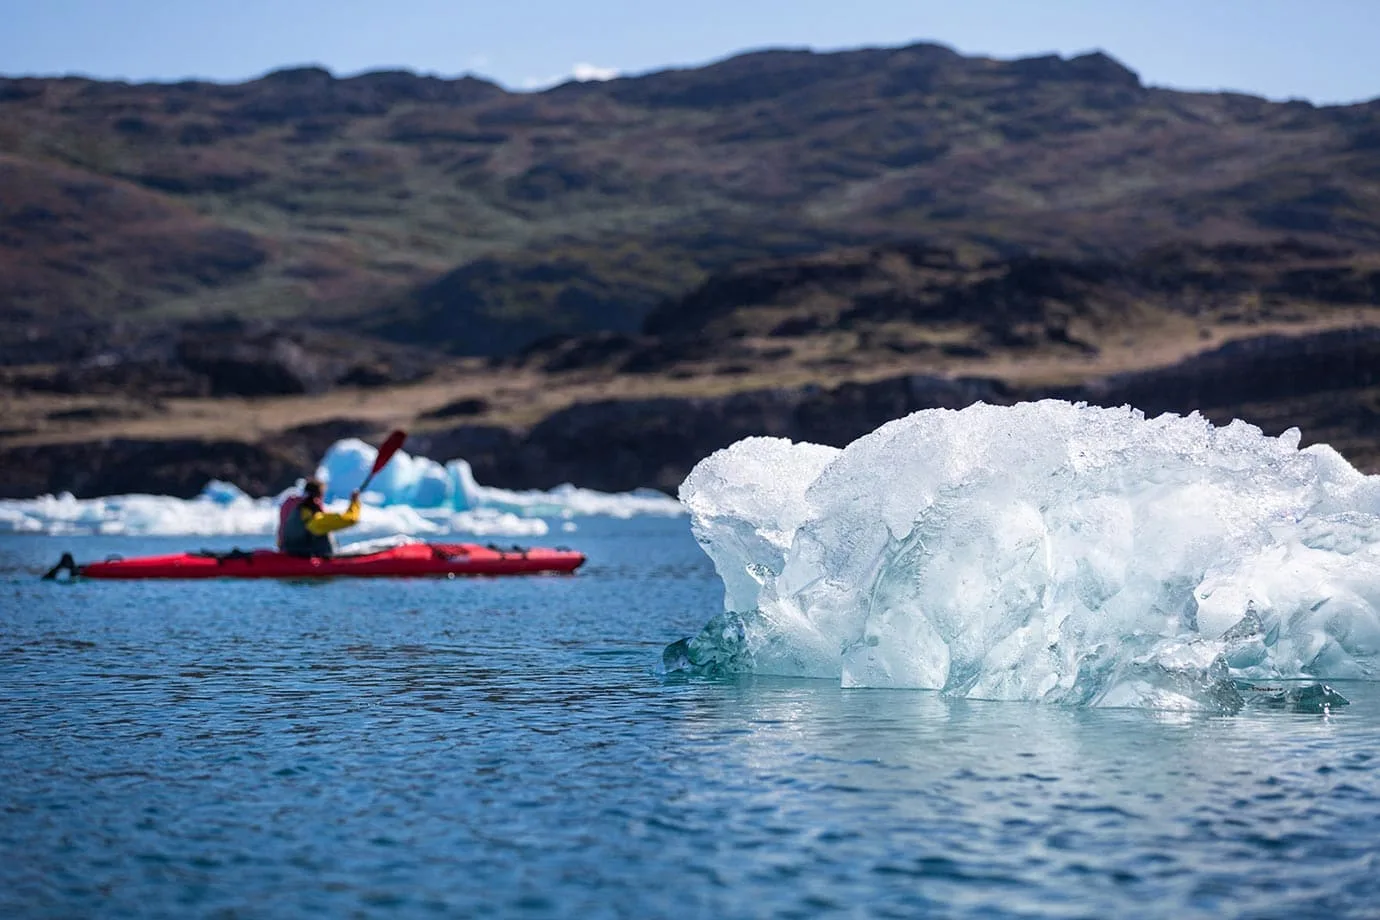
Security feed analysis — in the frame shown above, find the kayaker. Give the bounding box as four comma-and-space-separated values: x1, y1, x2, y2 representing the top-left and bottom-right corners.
277, 478, 361, 557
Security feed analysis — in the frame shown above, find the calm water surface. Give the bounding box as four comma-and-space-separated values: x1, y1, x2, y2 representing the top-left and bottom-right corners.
2, 519, 1378, 918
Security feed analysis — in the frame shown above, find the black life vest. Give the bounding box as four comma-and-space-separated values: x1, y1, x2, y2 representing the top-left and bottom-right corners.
277, 495, 336, 557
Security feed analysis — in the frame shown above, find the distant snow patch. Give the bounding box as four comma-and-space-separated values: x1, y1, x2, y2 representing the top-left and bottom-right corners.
572, 62, 619, 82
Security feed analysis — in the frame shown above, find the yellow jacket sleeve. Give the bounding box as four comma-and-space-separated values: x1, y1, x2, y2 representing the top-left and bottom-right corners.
303, 497, 361, 536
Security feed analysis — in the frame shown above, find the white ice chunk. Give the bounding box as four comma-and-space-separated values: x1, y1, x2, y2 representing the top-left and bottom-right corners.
1, 437, 684, 536
674, 400, 1380, 705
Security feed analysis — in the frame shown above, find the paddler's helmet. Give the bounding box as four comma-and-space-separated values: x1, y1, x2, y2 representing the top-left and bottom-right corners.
303, 478, 325, 499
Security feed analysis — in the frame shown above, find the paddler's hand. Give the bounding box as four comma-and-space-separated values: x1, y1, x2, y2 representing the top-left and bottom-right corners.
350, 490, 361, 503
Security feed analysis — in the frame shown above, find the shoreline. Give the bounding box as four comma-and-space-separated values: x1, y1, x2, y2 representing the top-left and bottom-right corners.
5, 320, 1379, 499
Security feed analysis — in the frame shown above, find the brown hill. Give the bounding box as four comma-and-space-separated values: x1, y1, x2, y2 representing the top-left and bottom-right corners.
4, 43, 1380, 358
5, 44, 1380, 498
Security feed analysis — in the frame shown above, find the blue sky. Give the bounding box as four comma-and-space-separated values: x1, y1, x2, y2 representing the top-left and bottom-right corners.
2, 0, 1378, 103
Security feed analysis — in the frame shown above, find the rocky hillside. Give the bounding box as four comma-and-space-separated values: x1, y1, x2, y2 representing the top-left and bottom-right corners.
515, 239, 1380, 379
4, 237, 1379, 497
5, 324, 1377, 499
4, 43, 1380, 359
4, 43, 1380, 499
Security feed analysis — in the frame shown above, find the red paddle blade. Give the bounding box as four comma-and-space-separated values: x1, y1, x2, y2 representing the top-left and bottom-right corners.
371, 429, 407, 475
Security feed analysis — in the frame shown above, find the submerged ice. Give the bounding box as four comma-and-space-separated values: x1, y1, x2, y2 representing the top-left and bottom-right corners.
670, 401, 1380, 710
0, 437, 683, 537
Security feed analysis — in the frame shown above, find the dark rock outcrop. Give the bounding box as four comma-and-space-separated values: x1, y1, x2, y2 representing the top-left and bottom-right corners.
370, 256, 663, 357
5, 318, 438, 397
0, 439, 302, 499
419, 375, 1017, 493
1068, 327, 1380, 413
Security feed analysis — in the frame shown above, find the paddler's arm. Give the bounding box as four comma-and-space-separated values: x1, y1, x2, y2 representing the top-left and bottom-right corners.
303, 491, 362, 536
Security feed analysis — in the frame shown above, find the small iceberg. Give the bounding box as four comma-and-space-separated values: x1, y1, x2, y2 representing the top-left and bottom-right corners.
0, 438, 684, 537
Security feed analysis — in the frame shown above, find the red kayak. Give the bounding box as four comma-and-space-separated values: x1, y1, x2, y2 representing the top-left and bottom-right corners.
44, 542, 585, 580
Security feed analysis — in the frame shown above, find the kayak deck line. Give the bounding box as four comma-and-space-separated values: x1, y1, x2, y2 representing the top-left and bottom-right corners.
41, 542, 586, 580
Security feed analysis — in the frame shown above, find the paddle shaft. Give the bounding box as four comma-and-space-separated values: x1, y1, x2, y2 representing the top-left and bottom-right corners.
358, 430, 406, 494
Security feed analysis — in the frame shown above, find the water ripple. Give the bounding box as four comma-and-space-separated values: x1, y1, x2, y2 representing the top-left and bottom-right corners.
2, 528, 1379, 918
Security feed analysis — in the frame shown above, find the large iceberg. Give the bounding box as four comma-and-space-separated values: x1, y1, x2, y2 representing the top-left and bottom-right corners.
667, 401, 1380, 710
0, 438, 683, 537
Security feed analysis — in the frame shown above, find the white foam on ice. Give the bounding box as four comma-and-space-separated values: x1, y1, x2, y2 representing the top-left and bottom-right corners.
0, 438, 684, 537
674, 401, 1380, 709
